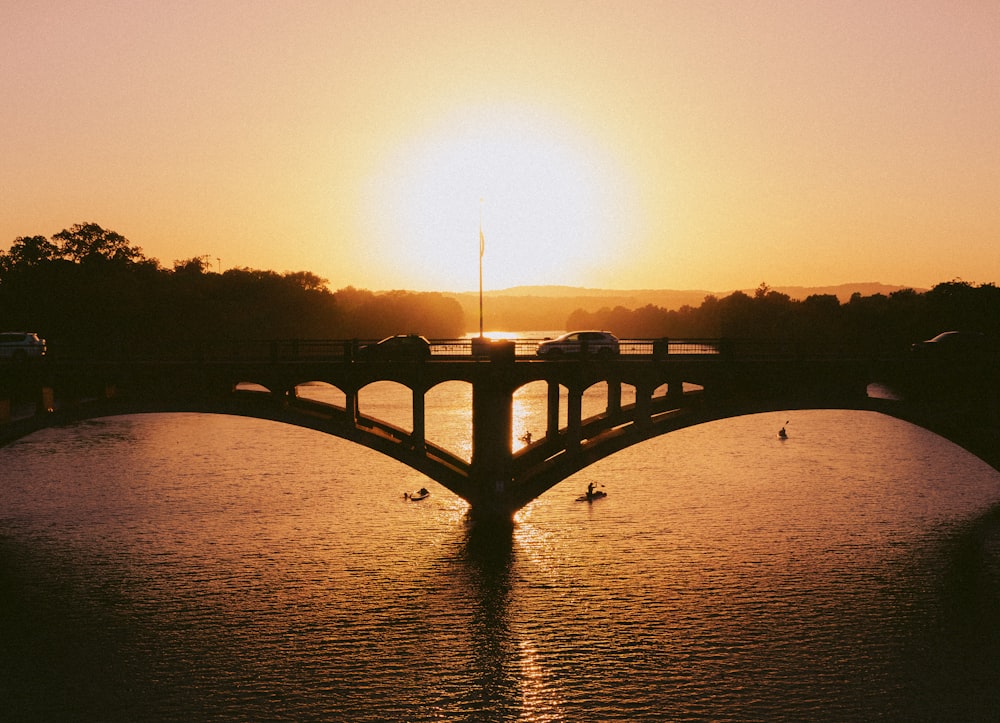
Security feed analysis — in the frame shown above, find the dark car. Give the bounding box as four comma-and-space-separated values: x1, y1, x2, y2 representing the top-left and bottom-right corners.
911, 331, 995, 356
0, 332, 46, 360
536, 330, 620, 358
358, 334, 432, 361
910, 331, 998, 365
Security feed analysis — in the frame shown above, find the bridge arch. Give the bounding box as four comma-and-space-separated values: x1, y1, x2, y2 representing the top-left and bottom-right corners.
3, 390, 998, 515
3, 350, 997, 518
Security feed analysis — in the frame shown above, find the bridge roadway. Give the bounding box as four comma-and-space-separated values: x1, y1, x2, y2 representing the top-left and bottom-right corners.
2, 338, 998, 518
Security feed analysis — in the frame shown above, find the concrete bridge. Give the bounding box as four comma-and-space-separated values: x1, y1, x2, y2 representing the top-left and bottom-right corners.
2, 338, 997, 519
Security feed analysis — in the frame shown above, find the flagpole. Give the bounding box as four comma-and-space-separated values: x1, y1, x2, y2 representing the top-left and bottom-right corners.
478, 200, 484, 338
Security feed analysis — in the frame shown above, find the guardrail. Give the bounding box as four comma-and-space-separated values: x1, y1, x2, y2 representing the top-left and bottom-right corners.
35, 337, 874, 363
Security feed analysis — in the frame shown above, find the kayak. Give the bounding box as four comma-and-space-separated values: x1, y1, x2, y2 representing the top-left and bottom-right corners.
576, 490, 608, 502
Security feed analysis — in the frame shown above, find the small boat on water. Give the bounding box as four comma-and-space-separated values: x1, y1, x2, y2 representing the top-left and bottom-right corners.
405, 487, 430, 501
576, 484, 607, 502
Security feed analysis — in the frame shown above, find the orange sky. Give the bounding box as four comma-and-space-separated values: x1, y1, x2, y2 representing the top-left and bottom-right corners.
3, 1, 998, 292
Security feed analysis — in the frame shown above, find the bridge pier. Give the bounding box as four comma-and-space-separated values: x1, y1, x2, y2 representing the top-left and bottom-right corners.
411, 387, 425, 450
567, 386, 583, 449
667, 377, 684, 402
470, 371, 514, 513
635, 381, 654, 428
345, 388, 359, 426
546, 381, 560, 440
607, 378, 622, 420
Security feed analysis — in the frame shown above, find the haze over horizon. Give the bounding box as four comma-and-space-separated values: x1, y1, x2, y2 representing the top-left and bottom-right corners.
4, 2, 998, 293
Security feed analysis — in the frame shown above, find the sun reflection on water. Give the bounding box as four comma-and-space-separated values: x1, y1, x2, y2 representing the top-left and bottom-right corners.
517, 639, 566, 722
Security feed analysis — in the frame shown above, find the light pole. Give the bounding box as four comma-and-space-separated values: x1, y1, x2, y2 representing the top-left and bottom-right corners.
479, 219, 484, 339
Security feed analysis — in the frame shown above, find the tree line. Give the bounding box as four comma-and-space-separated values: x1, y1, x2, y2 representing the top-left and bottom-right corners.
3, 223, 997, 358
566, 281, 1000, 353
0, 223, 465, 356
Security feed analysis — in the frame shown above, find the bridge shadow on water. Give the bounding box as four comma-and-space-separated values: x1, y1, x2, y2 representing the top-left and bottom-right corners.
453, 514, 519, 722
898, 502, 1000, 720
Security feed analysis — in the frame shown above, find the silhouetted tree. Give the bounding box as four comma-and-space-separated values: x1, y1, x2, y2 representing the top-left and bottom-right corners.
172, 256, 213, 274
558, 281, 1000, 355
0, 235, 61, 273
5, 224, 999, 360
53, 222, 151, 266
0, 224, 465, 356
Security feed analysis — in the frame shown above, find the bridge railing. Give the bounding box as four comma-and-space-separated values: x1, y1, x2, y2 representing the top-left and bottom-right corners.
39, 337, 870, 363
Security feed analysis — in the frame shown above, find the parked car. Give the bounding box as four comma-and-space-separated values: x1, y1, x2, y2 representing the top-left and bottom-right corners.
536, 330, 620, 358
0, 332, 46, 360
910, 331, 996, 359
358, 334, 432, 361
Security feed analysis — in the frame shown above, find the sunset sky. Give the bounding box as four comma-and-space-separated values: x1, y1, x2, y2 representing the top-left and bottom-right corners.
3, 1, 998, 293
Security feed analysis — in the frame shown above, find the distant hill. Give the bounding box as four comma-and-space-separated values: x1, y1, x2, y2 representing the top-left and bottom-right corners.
490, 282, 917, 303
449, 283, 921, 332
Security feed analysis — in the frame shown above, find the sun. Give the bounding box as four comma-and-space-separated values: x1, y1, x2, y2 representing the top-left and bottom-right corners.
359, 104, 640, 291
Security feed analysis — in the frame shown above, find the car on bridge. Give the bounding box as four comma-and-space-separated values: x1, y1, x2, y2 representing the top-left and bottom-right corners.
536, 330, 620, 358
910, 331, 997, 360
357, 334, 432, 361
0, 332, 46, 361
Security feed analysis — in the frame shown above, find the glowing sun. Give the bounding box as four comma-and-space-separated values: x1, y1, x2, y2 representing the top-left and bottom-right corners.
361, 104, 639, 291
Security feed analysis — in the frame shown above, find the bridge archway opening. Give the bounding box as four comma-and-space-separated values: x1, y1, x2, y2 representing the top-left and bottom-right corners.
425, 380, 473, 463
581, 381, 607, 420
867, 382, 901, 401
651, 381, 701, 401
358, 380, 414, 433
621, 382, 638, 406
582, 380, 638, 424
235, 381, 272, 393
512, 380, 550, 450
294, 381, 346, 408
512, 380, 644, 441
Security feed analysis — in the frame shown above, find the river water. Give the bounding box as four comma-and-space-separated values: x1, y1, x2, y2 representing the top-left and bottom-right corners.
2, 376, 1000, 721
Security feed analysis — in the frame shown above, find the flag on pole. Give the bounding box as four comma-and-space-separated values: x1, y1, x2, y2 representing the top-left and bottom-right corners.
479, 227, 485, 257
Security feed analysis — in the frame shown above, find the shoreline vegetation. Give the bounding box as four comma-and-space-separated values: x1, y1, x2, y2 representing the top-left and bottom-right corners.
2, 223, 999, 354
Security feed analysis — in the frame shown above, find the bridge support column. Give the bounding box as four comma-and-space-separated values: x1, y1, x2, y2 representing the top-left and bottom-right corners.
607, 379, 622, 420
39, 387, 55, 414
411, 387, 425, 449
471, 373, 514, 514
546, 381, 560, 440
667, 377, 684, 402
567, 386, 583, 448
635, 382, 654, 428
345, 388, 359, 426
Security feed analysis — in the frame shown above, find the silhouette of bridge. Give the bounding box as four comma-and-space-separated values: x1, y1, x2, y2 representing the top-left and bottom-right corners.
2, 337, 997, 518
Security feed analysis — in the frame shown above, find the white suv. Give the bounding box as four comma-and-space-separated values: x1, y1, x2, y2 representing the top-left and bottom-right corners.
536, 330, 620, 358
0, 332, 47, 360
